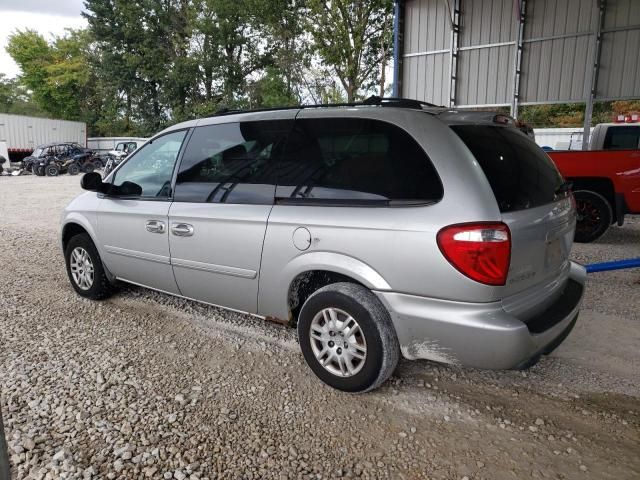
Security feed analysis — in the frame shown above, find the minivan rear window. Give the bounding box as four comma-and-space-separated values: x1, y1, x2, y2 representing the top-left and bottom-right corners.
452, 125, 564, 212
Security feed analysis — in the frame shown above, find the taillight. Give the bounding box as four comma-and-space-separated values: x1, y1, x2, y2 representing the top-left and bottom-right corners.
437, 223, 511, 286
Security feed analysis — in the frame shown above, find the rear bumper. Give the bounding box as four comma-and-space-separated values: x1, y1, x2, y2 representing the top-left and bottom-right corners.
375, 262, 587, 370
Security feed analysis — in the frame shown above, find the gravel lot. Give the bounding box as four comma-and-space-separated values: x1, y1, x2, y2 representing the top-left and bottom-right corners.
1, 174, 639, 480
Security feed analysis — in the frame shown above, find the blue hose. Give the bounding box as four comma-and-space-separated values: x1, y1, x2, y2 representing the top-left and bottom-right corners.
585, 258, 640, 273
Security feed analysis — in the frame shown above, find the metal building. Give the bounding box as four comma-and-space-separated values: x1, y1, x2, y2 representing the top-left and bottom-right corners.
393, 0, 640, 146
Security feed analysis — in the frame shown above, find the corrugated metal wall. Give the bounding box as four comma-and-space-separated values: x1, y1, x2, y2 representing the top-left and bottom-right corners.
401, 0, 640, 107
520, 0, 598, 103
599, 0, 640, 100
0, 113, 86, 151
403, 0, 451, 106
457, 0, 516, 106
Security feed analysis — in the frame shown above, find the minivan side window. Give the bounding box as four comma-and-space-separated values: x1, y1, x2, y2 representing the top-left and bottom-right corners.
276, 118, 443, 204
603, 126, 640, 150
174, 120, 293, 204
111, 130, 187, 198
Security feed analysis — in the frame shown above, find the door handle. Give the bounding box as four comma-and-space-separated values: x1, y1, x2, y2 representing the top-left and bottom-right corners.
145, 220, 166, 234
171, 223, 194, 237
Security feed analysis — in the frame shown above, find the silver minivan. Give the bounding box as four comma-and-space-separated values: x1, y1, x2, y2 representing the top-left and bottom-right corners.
61, 99, 586, 392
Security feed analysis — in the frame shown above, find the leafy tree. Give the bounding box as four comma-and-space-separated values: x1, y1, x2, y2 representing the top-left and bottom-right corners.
6, 29, 95, 122
249, 66, 299, 107
0, 73, 48, 116
252, 0, 309, 104
306, 0, 393, 101
5, 31, 53, 109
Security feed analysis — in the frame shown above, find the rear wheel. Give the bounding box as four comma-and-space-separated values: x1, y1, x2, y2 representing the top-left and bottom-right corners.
45, 164, 59, 177
92, 158, 103, 169
574, 190, 612, 243
82, 162, 95, 173
67, 163, 81, 175
297, 282, 400, 393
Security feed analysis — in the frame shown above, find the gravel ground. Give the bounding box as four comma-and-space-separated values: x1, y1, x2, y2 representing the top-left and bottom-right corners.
1, 174, 638, 480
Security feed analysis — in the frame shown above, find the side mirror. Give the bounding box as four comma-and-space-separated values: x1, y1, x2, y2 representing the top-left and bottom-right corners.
81, 172, 105, 192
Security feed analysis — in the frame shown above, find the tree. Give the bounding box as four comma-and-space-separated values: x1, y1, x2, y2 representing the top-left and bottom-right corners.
6, 29, 94, 121
0, 73, 48, 116
306, 0, 393, 101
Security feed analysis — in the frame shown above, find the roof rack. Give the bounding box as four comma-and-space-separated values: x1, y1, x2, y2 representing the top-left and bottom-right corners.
208, 96, 444, 118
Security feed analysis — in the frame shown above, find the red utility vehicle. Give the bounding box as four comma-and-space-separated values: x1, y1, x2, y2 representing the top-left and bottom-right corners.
547, 118, 640, 242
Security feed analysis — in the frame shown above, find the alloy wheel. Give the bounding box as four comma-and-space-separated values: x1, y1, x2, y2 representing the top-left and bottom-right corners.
70, 247, 94, 290
309, 307, 367, 377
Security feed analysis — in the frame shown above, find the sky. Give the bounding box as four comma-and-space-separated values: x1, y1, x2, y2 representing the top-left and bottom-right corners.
0, 0, 87, 78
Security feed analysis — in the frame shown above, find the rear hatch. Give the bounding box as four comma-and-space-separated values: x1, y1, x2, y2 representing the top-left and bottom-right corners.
452, 125, 575, 298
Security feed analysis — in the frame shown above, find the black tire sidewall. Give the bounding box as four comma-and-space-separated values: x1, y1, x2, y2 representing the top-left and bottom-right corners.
68, 164, 80, 175
46, 165, 59, 176
64, 234, 108, 299
574, 190, 612, 243
298, 288, 385, 393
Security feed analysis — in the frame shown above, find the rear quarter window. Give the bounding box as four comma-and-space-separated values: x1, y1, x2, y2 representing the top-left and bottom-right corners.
452, 125, 564, 213
603, 126, 640, 150
276, 117, 443, 205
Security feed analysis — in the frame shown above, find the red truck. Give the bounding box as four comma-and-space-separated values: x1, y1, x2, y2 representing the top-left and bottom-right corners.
547, 121, 640, 242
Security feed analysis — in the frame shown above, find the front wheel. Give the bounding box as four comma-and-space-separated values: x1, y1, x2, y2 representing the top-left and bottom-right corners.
297, 282, 400, 393
64, 233, 114, 300
574, 190, 612, 243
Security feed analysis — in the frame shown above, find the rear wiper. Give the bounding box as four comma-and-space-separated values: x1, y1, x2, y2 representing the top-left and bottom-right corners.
555, 181, 573, 195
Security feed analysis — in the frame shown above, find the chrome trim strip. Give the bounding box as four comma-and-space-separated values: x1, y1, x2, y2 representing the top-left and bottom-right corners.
104, 245, 170, 265
171, 257, 257, 279
114, 278, 265, 319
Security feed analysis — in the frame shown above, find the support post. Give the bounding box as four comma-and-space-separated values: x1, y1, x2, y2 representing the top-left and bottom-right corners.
392, 0, 404, 98
448, 0, 461, 107
510, 0, 526, 118
583, 0, 606, 150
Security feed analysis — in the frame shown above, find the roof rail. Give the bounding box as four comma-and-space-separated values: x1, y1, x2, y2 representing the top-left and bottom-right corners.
208, 96, 444, 118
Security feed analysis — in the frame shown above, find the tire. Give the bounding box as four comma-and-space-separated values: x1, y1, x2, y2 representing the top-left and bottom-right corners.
92, 158, 103, 169
574, 190, 612, 243
82, 162, 96, 173
34, 165, 45, 176
67, 163, 81, 175
45, 164, 59, 177
297, 282, 400, 393
64, 233, 114, 300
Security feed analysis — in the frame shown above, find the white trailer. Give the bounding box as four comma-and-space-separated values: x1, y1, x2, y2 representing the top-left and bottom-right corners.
533, 128, 587, 151
88, 137, 148, 155
0, 113, 86, 159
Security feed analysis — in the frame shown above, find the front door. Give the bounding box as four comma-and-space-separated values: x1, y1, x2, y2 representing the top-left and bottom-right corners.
97, 129, 188, 294
168, 117, 294, 313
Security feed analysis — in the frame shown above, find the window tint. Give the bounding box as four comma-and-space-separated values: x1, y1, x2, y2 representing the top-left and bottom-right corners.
276, 118, 443, 204
603, 126, 640, 150
112, 130, 187, 198
452, 125, 564, 213
174, 120, 292, 204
